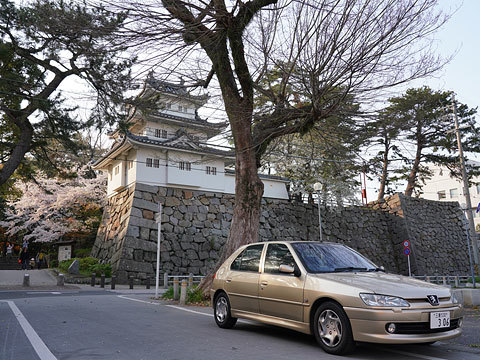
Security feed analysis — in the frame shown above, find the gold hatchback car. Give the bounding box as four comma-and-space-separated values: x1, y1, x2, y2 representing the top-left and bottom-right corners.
210, 241, 463, 355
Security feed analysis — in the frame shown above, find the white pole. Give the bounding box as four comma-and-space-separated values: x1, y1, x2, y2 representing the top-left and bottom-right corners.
313, 183, 323, 243
317, 195, 323, 242
155, 203, 162, 298
452, 94, 479, 267
407, 254, 411, 277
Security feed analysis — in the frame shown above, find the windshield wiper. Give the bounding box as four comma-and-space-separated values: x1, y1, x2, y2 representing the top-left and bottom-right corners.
333, 267, 368, 272
368, 267, 385, 272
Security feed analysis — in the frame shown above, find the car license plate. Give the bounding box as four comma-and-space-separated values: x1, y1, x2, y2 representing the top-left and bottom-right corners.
430, 311, 450, 329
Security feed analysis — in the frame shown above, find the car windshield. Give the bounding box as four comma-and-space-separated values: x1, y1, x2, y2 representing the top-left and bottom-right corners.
291, 242, 377, 273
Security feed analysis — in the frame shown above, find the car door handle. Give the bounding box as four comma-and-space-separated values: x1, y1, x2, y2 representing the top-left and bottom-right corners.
261, 281, 268, 286
226, 279, 232, 283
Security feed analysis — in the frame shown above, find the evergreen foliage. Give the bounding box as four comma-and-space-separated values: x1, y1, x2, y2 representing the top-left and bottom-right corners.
369, 87, 479, 198
0, 0, 134, 185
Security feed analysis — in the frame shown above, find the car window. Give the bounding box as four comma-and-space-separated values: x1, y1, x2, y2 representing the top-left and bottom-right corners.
230, 250, 243, 270
230, 244, 264, 272
264, 244, 296, 274
291, 242, 376, 273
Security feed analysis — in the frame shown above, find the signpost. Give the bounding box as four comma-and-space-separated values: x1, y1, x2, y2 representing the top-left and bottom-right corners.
403, 240, 411, 276
155, 203, 163, 298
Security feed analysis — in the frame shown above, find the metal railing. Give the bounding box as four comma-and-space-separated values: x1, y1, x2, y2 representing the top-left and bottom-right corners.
163, 273, 205, 287
412, 275, 475, 287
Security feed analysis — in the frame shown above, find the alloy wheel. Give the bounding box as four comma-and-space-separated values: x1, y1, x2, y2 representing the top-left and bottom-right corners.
215, 296, 228, 323
318, 309, 343, 347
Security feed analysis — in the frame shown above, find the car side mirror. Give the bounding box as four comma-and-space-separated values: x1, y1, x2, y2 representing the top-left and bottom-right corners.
279, 264, 301, 277
279, 264, 294, 274
293, 264, 301, 277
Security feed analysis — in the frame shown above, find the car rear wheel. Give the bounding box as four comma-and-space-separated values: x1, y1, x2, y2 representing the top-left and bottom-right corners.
214, 293, 237, 329
313, 301, 355, 355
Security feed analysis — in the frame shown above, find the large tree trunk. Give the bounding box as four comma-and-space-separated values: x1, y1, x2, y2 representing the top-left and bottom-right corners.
377, 136, 390, 201
198, 116, 264, 293
405, 143, 423, 197
0, 118, 33, 186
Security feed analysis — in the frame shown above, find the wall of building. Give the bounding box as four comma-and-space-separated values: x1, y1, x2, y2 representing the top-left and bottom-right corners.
166, 150, 225, 191
92, 184, 471, 283
126, 150, 137, 187
224, 174, 289, 199
109, 148, 287, 198
108, 158, 127, 194
421, 165, 480, 230
135, 148, 168, 186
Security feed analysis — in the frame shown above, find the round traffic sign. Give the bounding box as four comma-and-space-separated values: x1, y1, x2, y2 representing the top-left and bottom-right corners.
404, 248, 411, 255
403, 240, 410, 248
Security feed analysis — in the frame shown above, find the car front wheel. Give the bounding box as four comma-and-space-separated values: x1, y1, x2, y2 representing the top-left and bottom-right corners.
214, 293, 237, 329
313, 301, 355, 355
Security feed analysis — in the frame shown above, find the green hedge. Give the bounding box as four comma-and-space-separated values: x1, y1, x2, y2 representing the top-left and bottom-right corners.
74, 248, 92, 258
58, 257, 111, 277
161, 285, 207, 304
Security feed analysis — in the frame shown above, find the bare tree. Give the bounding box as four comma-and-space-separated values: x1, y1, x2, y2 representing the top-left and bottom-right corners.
113, 0, 449, 291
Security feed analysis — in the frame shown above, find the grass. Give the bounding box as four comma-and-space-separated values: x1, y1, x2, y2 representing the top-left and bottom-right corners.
161, 285, 209, 305
57, 257, 112, 277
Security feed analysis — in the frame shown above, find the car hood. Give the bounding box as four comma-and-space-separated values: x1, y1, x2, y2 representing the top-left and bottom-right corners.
309, 272, 451, 299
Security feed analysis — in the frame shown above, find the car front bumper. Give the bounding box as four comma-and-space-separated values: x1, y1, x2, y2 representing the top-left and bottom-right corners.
345, 305, 463, 344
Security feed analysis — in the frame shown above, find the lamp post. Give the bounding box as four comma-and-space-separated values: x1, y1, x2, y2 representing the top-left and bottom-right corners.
313, 182, 323, 242
451, 94, 479, 268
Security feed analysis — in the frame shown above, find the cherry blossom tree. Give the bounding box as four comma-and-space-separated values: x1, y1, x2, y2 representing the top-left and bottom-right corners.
0, 168, 106, 243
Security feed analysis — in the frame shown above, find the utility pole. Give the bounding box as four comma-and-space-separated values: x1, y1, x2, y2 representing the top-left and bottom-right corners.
313, 182, 323, 242
452, 94, 479, 269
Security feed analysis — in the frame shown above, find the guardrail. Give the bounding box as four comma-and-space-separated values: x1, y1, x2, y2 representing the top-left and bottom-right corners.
412, 275, 476, 287
163, 273, 205, 287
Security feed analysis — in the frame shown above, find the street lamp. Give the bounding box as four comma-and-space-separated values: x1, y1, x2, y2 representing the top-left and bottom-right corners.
450, 94, 479, 268
313, 182, 323, 242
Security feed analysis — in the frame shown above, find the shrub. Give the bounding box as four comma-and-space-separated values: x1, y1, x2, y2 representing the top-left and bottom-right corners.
187, 286, 206, 304
78, 257, 98, 271
89, 263, 112, 277
57, 257, 111, 277
74, 248, 92, 258
58, 258, 74, 272
162, 286, 174, 299
161, 285, 207, 304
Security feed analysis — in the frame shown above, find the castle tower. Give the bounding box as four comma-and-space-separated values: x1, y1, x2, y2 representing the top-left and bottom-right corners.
91, 76, 289, 281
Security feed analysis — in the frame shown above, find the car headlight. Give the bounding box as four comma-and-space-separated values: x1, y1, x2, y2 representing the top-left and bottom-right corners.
451, 291, 462, 305
360, 293, 410, 307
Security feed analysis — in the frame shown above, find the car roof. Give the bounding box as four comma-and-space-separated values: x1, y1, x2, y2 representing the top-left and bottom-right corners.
240, 240, 343, 247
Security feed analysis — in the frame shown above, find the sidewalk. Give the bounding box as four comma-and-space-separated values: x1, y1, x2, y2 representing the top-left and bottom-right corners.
0, 269, 170, 293
74, 283, 168, 294
0, 269, 57, 286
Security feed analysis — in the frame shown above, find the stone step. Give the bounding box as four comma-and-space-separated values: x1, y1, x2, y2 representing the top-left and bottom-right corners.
0, 257, 22, 270
0, 263, 22, 270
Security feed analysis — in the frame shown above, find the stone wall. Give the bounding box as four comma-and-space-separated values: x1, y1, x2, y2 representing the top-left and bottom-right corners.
370, 194, 470, 276
92, 183, 471, 282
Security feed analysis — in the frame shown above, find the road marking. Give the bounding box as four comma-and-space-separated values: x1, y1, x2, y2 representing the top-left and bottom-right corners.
117, 296, 451, 360
0, 300, 57, 360
166, 304, 213, 317
373, 346, 447, 360
117, 296, 448, 360
26, 292, 62, 295
117, 295, 161, 305
117, 295, 213, 317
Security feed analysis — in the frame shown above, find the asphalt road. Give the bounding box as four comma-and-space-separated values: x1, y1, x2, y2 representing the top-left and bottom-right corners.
1, 289, 479, 360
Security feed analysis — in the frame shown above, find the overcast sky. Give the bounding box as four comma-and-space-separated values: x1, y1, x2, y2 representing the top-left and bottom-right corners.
424, 0, 479, 111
